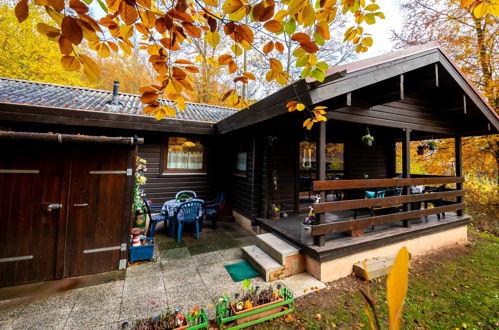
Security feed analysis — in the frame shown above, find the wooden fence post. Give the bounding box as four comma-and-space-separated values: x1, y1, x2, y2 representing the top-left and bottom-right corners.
402, 128, 412, 227
314, 121, 326, 246
455, 137, 463, 216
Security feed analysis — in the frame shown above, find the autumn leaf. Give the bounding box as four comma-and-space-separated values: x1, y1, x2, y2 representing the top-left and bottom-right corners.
205, 31, 220, 48
387, 247, 409, 330
275, 41, 284, 53
79, 54, 100, 79
14, 0, 29, 23
60, 55, 80, 71
263, 20, 283, 33
61, 16, 83, 45
37, 23, 60, 37
263, 41, 274, 54
222, 0, 244, 14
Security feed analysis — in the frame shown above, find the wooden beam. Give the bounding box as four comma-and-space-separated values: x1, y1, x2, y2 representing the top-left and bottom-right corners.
312, 176, 464, 191
400, 74, 405, 100
311, 203, 465, 236
435, 63, 439, 87
314, 190, 464, 213
0, 130, 144, 145
463, 95, 467, 115
455, 137, 463, 216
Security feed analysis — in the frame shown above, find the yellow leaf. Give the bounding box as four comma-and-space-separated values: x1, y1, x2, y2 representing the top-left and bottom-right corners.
387, 247, 409, 330
154, 107, 167, 120
362, 36, 373, 47
60, 55, 80, 71
296, 103, 305, 111
79, 54, 100, 79
303, 118, 312, 127
269, 58, 283, 72
222, 0, 244, 14
229, 5, 248, 21
205, 31, 220, 48
204, 0, 218, 6
231, 44, 243, 56
473, 2, 489, 18
177, 97, 186, 111
37, 23, 60, 37
97, 43, 111, 58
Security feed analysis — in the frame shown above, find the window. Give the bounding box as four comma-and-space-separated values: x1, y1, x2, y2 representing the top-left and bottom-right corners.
299, 142, 344, 172
235, 151, 248, 176
163, 137, 204, 173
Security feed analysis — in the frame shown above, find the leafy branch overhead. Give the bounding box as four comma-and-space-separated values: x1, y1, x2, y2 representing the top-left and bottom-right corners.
14, 0, 386, 126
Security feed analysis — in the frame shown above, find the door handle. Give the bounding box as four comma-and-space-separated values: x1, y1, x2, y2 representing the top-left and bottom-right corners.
74, 203, 88, 207
43, 203, 62, 211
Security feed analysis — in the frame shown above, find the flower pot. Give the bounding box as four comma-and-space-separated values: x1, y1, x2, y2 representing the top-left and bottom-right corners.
365, 140, 373, 147
135, 213, 146, 228
417, 149, 425, 155
269, 212, 280, 220
230, 298, 284, 325
300, 224, 314, 245
129, 237, 154, 263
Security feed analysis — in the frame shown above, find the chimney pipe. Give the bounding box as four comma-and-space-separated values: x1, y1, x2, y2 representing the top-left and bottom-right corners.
111, 81, 120, 105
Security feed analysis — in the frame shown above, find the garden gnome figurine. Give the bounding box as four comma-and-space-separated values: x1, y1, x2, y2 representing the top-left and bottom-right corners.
131, 227, 141, 247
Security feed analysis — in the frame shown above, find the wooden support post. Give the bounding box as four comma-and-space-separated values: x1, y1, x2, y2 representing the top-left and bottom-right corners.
455, 137, 463, 216
402, 128, 412, 227
435, 63, 439, 87
463, 95, 467, 115
400, 74, 405, 100
314, 121, 326, 246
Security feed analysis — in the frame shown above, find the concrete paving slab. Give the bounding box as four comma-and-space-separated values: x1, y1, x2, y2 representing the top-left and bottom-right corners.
192, 250, 224, 267
219, 247, 243, 260
10, 309, 69, 330
163, 268, 203, 290
280, 272, 326, 298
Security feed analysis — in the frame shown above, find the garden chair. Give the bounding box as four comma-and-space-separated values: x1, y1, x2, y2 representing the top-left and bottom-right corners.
175, 190, 197, 200
176, 201, 204, 243
425, 185, 450, 220
204, 193, 224, 229
143, 197, 167, 237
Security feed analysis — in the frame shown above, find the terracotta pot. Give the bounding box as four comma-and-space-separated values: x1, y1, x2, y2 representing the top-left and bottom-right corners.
269, 212, 280, 220
231, 299, 284, 325
417, 149, 425, 155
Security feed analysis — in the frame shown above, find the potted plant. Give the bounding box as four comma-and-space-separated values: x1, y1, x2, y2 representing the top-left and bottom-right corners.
129, 227, 155, 263
301, 201, 319, 245
216, 280, 294, 328
362, 134, 375, 147
132, 306, 208, 329
427, 140, 437, 151
269, 204, 280, 220
133, 157, 148, 230
417, 144, 426, 155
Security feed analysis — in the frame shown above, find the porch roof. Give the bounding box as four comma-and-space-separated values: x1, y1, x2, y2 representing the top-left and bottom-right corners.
216, 43, 499, 137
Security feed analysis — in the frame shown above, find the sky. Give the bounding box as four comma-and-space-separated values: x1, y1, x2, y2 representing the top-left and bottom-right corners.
356, 0, 403, 60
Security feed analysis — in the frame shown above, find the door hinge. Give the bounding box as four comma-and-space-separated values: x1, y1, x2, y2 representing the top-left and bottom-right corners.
121, 243, 127, 251
126, 168, 133, 176
119, 259, 127, 270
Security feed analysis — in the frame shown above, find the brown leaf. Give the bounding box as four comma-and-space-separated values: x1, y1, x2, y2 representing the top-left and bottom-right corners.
291, 32, 310, 43
263, 20, 282, 33
49, 0, 65, 12
60, 55, 81, 71
172, 67, 187, 80
228, 60, 237, 74
218, 54, 233, 65
207, 16, 217, 32
224, 22, 235, 35
155, 16, 172, 34
58, 36, 73, 55
184, 66, 199, 73
37, 23, 60, 37
14, 0, 29, 23
222, 89, 234, 101
275, 41, 284, 53
140, 92, 159, 104
159, 38, 180, 51
262, 41, 274, 54
300, 41, 319, 53
69, 0, 89, 13
136, 0, 151, 7
61, 16, 83, 45
182, 22, 202, 38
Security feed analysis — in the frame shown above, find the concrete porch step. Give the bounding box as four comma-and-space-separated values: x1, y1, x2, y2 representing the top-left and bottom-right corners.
256, 233, 300, 266
241, 245, 284, 282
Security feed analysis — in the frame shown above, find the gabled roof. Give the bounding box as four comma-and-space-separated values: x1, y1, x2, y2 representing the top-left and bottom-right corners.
0, 77, 238, 123
217, 43, 499, 136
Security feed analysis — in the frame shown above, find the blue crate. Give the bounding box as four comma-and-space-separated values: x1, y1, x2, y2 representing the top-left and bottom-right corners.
129, 238, 155, 263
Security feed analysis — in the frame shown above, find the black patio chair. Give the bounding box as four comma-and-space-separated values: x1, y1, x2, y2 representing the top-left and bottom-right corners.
426, 185, 450, 220
143, 197, 167, 237
204, 193, 224, 229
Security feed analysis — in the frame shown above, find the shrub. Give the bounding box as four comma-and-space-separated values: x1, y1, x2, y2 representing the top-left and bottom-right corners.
465, 176, 499, 235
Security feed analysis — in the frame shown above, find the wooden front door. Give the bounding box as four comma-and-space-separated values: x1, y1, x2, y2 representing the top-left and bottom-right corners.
0, 141, 133, 287
0, 142, 64, 287
64, 146, 129, 277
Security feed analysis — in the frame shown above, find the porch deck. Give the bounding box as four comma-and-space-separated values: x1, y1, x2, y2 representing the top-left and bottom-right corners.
256, 211, 470, 262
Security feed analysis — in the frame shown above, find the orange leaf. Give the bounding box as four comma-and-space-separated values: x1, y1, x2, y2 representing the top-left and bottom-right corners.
141, 92, 159, 104
185, 66, 200, 73
228, 60, 237, 74
242, 72, 256, 80
14, 0, 29, 23
49, 0, 65, 12
172, 67, 187, 80
218, 54, 233, 65
275, 41, 284, 53
222, 89, 234, 101
79, 54, 100, 79
300, 41, 319, 53
286, 101, 297, 108
269, 58, 282, 72
291, 32, 310, 43
263, 41, 274, 54
120, 2, 139, 25
182, 22, 202, 38
263, 20, 282, 33
175, 59, 194, 65
58, 36, 73, 55
60, 55, 80, 71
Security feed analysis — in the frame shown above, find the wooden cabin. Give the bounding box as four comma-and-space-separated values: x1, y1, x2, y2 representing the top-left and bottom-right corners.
1, 43, 498, 286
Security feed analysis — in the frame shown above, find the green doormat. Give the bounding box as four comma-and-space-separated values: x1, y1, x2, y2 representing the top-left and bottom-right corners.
224, 261, 259, 282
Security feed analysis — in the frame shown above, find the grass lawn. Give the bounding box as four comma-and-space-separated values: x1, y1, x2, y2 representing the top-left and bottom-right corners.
253, 231, 499, 329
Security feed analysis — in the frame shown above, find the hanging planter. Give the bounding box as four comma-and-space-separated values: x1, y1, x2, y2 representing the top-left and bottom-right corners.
417, 145, 426, 155
427, 140, 437, 151
362, 134, 375, 147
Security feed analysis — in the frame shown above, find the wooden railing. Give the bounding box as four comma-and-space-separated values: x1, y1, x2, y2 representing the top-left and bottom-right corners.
310, 177, 465, 246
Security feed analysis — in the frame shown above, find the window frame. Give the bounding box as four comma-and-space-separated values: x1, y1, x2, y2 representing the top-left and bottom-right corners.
234, 151, 248, 177
161, 136, 207, 175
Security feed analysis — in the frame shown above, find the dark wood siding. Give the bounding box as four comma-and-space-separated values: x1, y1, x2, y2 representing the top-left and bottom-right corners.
139, 136, 218, 204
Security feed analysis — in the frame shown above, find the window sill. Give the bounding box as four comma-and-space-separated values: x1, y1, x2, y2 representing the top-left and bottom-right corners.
160, 172, 208, 176
233, 172, 247, 178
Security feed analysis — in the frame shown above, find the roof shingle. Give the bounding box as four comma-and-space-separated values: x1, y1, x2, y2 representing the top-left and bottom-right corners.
0, 77, 238, 123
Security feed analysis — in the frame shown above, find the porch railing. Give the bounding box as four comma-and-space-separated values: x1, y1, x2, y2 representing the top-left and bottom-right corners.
310, 176, 465, 246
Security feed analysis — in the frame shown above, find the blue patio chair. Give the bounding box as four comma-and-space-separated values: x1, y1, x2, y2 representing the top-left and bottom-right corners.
204, 193, 224, 229
143, 197, 167, 237
176, 201, 204, 243
175, 190, 197, 200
